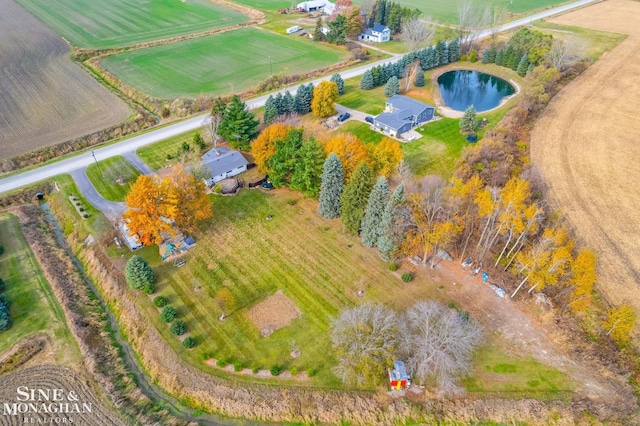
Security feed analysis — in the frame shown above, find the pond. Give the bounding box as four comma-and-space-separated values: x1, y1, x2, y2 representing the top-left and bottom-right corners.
437, 70, 515, 112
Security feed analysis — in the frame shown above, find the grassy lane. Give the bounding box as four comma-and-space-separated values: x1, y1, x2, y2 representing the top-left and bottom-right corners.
14, 0, 247, 48
86, 156, 140, 202
100, 27, 348, 98
0, 214, 79, 364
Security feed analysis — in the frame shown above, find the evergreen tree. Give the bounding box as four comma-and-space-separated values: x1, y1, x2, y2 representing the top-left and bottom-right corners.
290, 138, 326, 198
314, 17, 326, 42
527, 62, 535, 74
394, 60, 404, 78
448, 38, 460, 62
318, 153, 345, 219
274, 92, 284, 115
377, 182, 405, 260
295, 84, 313, 114
282, 91, 295, 115
417, 48, 428, 70
341, 162, 374, 235
375, 0, 387, 25
0, 305, 12, 332
383, 63, 393, 82
488, 47, 496, 63
436, 41, 448, 65
193, 132, 206, 151
495, 50, 504, 66
266, 128, 304, 187
218, 95, 259, 150
327, 14, 347, 45
264, 95, 277, 124
331, 73, 345, 95
481, 49, 491, 64
516, 54, 529, 77
360, 177, 390, 247
125, 256, 155, 292
371, 66, 383, 87
360, 70, 375, 90
433, 46, 440, 67
459, 105, 478, 133
414, 70, 425, 87
384, 76, 400, 97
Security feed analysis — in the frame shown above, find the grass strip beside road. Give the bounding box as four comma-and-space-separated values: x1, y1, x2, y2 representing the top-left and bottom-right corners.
86, 156, 140, 202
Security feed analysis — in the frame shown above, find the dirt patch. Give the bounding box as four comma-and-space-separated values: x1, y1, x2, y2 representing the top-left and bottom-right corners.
0, 0, 128, 160
530, 0, 640, 321
246, 290, 301, 336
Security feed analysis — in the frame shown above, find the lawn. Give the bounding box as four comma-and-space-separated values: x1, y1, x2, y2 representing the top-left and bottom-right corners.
100, 27, 348, 98
14, 0, 247, 49
0, 214, 78, 363
335, 121, 386, 144
86, 156, 140, 202
351, 0, 572, 24
338, 77, 388, 115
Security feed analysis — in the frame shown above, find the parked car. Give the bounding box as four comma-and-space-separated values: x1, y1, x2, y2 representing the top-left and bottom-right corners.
261, 181, 274, 190
299, 30, 307, 36
365, 116, 374, 124
337, 112, 350, 122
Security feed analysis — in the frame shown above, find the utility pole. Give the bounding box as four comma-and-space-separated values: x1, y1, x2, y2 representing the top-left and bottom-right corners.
91, 150, 103, 178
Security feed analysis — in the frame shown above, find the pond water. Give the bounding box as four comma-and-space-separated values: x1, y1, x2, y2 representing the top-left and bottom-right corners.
437, 70, 515, 112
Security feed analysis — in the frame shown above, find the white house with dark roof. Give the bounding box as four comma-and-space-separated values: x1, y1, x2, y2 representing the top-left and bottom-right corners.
373, 95, 435, 137
201, 147, 248, 186
359, 24, 391, 43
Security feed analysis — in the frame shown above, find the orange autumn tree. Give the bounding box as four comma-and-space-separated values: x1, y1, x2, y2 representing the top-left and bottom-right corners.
124, 167, 212, 246
368, 137, 403, 178
124, 175, 178, 246
167, 165, 213, 233
324, 134, 370, 180
312, 81, 339, 118
250, 123, 291, 173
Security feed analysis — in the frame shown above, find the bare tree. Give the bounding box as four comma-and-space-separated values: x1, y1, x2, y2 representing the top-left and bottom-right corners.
401, 17, 436, 52
403, 61, 421, 92
331, 303, 398, 387
203, 114, 222, 148
457, 1, 490, 53
399, 301, 482, 394
488, 4, 506, 45
545, 37, 586, 73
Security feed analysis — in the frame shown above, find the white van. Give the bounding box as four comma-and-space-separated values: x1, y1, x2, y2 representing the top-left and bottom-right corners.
286, 25, 302, 34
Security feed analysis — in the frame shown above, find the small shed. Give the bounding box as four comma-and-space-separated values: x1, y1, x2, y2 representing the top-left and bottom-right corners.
388, 360, 410, 390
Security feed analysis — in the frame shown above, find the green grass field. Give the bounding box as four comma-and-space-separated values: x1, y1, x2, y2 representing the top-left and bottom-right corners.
14, 0, 247, 48
231, 0, 290, 11
86, 156, 140, 202
100, 27, 348, 98
137, 130, 202, 171
0, 214, 78, 363
352, 0, 572, 23
109, 188, 573, 392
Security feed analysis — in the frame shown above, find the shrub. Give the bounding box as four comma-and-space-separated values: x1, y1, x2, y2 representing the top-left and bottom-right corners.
0, 308, 12, 332
153, 296, 167, 307
0, 294, 10, 309
170, 319, 186, 336
307, 368, 317, 377
252, 366, 260, 374
160, 306, 177, 323
401, 272, 413, 282
0, 278, 4, 292
388, 261, 398, 271
270, 365, 282, 376
125, 256, 155, 291
143, 282, 155, 294
233, 362, 243, 372
213, 184, 223, 194
83, 214, 89, 218
290, 367, 298, 376
183, 337, 196, 349
217, 359, 228, 368
79, 207, 84, 212
469, 49, 478, 63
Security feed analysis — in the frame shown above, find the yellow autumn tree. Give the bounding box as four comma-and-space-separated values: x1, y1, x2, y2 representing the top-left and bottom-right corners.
167, 165, 213, 233
603, 305, 636, 344
324, 134, 370, 180
123, 175, 178, 246
250, 123, 291, 173
568, 249, 597, 313
312, 81, 339, 118
368, 138, 403, 178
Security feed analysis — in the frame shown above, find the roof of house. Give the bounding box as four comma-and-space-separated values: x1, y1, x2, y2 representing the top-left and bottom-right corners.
386, 95, 433, 115
375, 110, 412, 130
372, 24, 390, 33
201, 147, 248, 177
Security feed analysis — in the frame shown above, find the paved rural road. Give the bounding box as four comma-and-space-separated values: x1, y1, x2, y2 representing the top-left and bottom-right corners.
0, 0, 600, 196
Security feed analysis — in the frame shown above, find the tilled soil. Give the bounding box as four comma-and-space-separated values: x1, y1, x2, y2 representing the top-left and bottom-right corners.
531, 0, 640, 321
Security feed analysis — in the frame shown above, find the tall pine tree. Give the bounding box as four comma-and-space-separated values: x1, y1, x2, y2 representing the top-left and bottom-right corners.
341, 162, 374, 235
377, 182, 406, 260
282, 91, 295, 115
318, 153, 345, 219
331, 73, 345, 95
264, 95, 277, 124
459, 105, 478, 133
290, 138, 326, 198
360, 177, 390, 247
448, 38, 461, 62
384, 76, 400, 97
295, 84, 313, 115
218, 95, 259, 150
360, 70, 374, 90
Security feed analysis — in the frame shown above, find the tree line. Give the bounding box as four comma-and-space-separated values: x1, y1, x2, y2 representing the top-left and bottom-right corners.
0, 277, 12, 332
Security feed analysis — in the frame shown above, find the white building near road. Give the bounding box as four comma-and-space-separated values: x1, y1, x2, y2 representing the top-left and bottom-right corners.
296, 0, 335, 15
201, 147, 249, 186
359, 24, 391, 43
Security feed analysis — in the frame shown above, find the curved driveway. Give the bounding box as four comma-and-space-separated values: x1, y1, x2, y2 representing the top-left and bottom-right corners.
0, 0, 600, 196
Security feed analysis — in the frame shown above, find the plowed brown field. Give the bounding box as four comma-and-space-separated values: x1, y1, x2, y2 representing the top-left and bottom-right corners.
0, 0, 129, 160
531, 0, 640, 316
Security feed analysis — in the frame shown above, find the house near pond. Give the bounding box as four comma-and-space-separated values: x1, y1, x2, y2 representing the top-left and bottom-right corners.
201, 147, 248, 187
359, 24, 391, 43
373, 95, 435, 137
